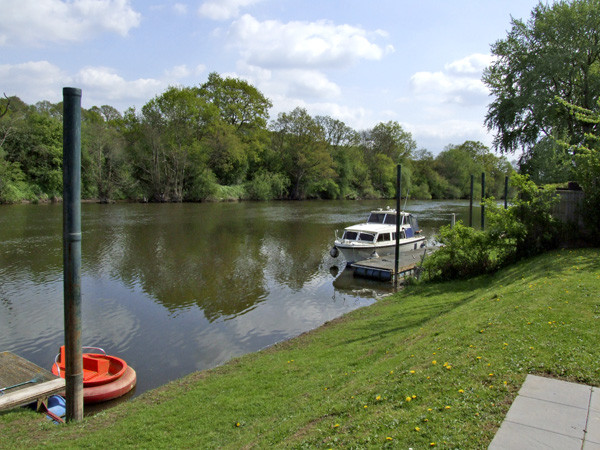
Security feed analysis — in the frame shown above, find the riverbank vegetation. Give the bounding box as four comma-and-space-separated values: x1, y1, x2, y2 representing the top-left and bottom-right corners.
0, 247, 598, 448
0, 84, 514, 204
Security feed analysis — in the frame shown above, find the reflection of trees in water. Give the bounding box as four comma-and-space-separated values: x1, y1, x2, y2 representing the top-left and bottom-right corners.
261, 220, 333, 291
0, 204, 62, 281
83, 204, 270, 321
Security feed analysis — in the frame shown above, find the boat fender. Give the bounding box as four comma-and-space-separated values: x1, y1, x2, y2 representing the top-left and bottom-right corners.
330, 246, 339, 258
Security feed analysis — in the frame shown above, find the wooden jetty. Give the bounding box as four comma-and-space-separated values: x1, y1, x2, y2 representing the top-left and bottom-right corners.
351, 247, 429, 282
0, 352, 65, 412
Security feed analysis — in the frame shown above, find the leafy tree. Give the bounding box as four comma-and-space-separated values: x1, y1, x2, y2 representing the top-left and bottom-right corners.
484, 0, 600, 154
270, 107, 335, 199
82, 109, 131, 201
556, 97, 600, 240
518, 136, 574, 183
131, 86, 217, 201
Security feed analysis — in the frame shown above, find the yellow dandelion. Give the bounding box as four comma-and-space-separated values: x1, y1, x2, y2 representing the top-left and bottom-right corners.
386, 437, 393, 441
412, 395, 417, 399
458, 389, 464, 393
476, 356, 482, 360
390, 370, 394, 374
415, 426, 421, 432
364, 405, 368, 409
236, 422, 241, 427
376, 395, 381, 401
445, 365, 452, 370
427, 408, 432, 411
430, 442, 436, 446
445, 406, 451, 409
410, 370, 415, 374
489, 373, 494, 376
333, 424, 340, 428
432, 360, 437, 365
406, 396, 412, 402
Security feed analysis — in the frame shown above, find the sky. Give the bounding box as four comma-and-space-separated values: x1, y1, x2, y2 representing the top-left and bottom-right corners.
0, 0, 543, 154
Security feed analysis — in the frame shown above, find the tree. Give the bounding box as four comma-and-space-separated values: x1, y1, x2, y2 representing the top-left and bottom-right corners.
130, 86, 217, 201
82, 109, 130, 201
483, 0, 600, 154
270, 107, 335, 200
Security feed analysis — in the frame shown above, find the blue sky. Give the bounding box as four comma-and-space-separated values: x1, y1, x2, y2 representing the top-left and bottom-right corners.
0, 0, 542, 153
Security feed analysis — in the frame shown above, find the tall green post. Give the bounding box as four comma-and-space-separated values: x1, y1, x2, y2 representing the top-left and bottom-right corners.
469, 175, 474, 227
481, 172, 486, 231
63, 87, 83, 422
394, 165, 401, 286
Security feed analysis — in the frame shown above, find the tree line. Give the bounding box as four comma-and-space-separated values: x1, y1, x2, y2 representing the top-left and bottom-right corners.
0, 73, 513, 204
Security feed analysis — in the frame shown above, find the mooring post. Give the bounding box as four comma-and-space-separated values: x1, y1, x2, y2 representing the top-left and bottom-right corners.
394, 164, 401, 286
63, 87, 83, 422
481, 172, 486, 231
469, 175, 474, 227
504, 176, 509, 209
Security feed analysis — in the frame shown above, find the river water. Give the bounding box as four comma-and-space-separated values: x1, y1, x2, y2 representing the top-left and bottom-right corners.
0, 199, 478, 405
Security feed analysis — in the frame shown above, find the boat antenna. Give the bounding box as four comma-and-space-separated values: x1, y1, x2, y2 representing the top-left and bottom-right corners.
403, 189, 410, 211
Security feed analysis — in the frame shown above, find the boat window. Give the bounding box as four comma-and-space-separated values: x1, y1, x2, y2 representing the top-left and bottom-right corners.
358, 233, 375, 242
377, 233, 391, 242
383, 214, 396, 225
343, 231, 358, 240
408, 214, 419, 231
367, 213, 385, 223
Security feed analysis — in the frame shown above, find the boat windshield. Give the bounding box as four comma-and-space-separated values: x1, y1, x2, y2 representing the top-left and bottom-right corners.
367, 212, 398, 225
342, 231, 375, 242
367, 213, 385, 223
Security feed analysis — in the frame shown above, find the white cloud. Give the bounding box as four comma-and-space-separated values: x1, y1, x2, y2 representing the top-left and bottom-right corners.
444, 53, 493, 75
165, 64, 192, 79
229, 15, 386, 69
74, 66, 163, 105
198, 0, 262, 20
0, 61, 69, 103
0, 0, 141, 46
410, 54, 491, 106
173, 3, 188, 15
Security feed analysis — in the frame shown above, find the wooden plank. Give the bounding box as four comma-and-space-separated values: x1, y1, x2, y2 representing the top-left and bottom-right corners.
0, 378, 65, 411
0, 351, 64, 412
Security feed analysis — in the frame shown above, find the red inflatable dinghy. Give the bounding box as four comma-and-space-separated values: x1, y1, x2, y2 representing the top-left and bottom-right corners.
52, 346, 136, 404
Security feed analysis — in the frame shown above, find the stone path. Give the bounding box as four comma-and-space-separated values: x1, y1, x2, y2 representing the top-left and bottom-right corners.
489, 374, 600, 449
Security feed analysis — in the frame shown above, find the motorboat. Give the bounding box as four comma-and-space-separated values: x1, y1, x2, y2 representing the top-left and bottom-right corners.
330, 207, 425, 264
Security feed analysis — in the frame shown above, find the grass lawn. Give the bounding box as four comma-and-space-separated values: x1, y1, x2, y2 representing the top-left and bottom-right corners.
1, 248, 599, 448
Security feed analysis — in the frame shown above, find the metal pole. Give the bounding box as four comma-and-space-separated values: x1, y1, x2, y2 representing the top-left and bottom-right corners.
469, 174, 474, 227
63, 87, 83, 422
481, 172, 486, 231
394, 164, 401, 286
504, 176, 509, 209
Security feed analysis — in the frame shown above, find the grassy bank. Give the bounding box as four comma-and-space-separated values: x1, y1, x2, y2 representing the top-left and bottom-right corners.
1, 248, 599, 448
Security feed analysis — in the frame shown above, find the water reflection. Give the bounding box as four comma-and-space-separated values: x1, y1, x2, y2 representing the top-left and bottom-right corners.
0, 199, 475, 399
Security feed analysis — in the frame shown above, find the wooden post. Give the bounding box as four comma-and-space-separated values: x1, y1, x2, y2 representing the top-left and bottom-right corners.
63, 87, 83, 422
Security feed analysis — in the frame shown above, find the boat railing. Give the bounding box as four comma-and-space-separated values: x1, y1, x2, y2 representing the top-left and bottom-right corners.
53, 346, 107, 377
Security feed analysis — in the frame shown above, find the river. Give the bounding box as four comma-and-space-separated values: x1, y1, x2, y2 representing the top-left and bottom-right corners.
0, 199, 479, 407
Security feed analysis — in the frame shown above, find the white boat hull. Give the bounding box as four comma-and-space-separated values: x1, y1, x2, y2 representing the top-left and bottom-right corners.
335, 236, 426, 264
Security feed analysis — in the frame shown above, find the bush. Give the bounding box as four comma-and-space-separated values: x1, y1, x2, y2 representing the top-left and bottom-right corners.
246, 171, 289, 200
424, 174, 561, 280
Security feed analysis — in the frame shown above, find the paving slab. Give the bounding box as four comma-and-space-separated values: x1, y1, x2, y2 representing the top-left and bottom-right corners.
503, 395, 588, 439
489, 420, 582, 450
587, 409, 600, 444
591, 387, 600, 412
518, 374, 592, 408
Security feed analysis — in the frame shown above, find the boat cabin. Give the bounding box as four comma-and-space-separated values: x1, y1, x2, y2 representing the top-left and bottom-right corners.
340, 210, 420, 243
